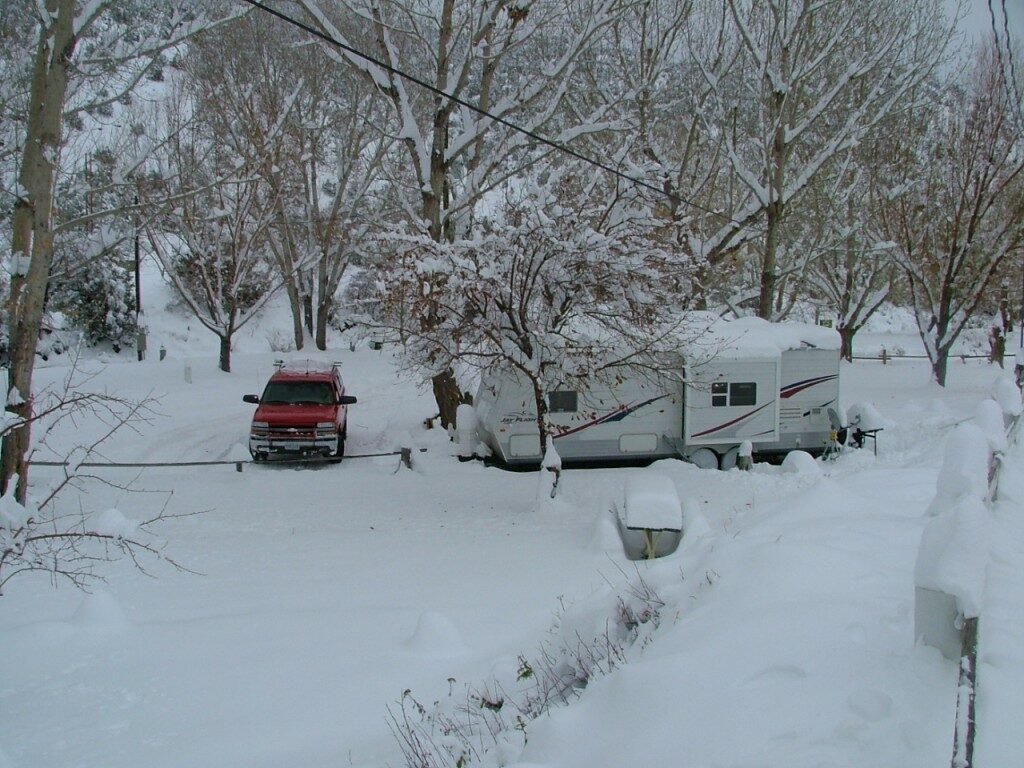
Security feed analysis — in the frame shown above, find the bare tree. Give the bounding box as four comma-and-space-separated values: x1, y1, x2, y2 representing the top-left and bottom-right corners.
377, 173, 689, 453
183, 13, 395, 352
806, 142, 896, 361
0, 353, 192, 596
881, 47, 1024, 385
294, 0, 637, 429
689, 0, 952, 318
142, 101, 281, 374
2, 0, 237, 503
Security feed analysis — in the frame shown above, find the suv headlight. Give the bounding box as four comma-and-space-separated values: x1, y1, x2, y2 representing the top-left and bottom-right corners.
251, 421, 270, 435
316, 422, 337, 436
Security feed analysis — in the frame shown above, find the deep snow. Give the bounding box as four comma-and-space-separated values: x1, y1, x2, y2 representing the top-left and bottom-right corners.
1, 279, 1022, 768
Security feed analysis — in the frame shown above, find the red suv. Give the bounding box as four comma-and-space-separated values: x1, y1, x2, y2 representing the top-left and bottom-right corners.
243, 362, 356, 460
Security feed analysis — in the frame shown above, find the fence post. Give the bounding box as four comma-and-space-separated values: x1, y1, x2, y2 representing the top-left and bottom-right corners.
881, 348, 888, 365
951, 617, 978, 768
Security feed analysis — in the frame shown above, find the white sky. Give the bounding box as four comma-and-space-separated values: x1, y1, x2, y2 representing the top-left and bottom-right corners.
958, 0, 1024, 41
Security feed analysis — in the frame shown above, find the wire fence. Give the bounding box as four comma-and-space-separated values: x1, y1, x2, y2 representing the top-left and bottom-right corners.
851, 351, 991, 363
28, 447, 428, 470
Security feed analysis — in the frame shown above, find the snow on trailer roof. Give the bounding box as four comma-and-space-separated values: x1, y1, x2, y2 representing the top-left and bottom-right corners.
683, 314, 841, 362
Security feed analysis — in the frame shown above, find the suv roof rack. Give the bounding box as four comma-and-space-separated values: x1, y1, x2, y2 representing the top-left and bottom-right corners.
272, 359, 340, 375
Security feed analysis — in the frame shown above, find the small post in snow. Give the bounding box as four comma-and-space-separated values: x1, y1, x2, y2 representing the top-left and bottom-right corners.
455, 403, 477, 462
737, 440, 753, 471
395, 431, 415, 472
539, 438, 562, 501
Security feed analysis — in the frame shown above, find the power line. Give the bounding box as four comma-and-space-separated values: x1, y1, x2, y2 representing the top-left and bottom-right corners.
989, 0, 1024, 136
237, 0, 734, 223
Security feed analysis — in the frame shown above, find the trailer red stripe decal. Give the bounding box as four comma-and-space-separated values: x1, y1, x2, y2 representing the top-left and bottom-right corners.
553, 395, 669, 440
780, 375, 837, 399
696, 403, 774, 438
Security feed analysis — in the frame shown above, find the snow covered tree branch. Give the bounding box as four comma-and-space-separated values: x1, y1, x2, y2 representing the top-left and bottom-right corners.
376, 174, 692, 452
0, 350, 192, 597
294, 0, 639, 429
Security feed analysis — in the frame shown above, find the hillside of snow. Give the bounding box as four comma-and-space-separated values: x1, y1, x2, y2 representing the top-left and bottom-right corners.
1, 269, 1021, 768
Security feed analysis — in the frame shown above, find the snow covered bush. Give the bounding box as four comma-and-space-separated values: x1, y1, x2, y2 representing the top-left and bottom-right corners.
49, 258, 137, 351
376, 176, 693, 451
388, 572, 667, 768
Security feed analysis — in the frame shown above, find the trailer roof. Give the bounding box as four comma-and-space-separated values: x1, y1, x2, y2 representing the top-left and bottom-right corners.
684, 314, 841, 362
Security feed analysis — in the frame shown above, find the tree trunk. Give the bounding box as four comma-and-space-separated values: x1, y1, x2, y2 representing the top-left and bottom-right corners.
530, 376, 550, 453
932, 350, 949, 387
758, 79, 788, 320
2, 2, 76, 503
431, 369, 461, 430
302, 292, 314, 337
757, 215, 780, 319
315, 299, 329, 351
691, 262, 712, 311
219, 335, 232, 373
285, 278, 304, 351
315, 256, 330, 351
839, 324, 855, 363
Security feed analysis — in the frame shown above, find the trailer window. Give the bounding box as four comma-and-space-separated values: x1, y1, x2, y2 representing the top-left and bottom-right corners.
729, 382, 757, 406
711, 382, 727, 407
711, 381, 757, 407
548, 391, 578, 413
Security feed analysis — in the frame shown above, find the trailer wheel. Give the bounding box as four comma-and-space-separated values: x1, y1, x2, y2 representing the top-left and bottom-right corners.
720, 446, 740, 470
688, 448, 719, 470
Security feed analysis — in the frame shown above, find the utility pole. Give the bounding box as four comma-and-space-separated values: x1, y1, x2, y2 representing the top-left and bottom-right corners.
134, 191, 146, 361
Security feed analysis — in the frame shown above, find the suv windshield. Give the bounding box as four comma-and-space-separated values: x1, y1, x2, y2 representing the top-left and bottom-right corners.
261, 381, 335, 405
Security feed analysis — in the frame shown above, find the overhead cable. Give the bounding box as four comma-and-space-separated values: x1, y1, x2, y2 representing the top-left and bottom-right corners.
237, 0, 734, 223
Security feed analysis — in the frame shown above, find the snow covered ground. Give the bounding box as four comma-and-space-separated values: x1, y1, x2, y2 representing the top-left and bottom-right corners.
1, 282, 1021, 768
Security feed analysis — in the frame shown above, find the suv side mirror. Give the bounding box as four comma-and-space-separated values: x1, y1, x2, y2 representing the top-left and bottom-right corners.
339, 395, 357, 405
242, 394, 260, 404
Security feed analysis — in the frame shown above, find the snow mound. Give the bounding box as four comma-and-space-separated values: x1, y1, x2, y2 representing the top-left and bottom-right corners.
974, 399, 1007, 453
681, 499, 712, 541
781, 451, 819, 475
404, 611, 467, 655
917, 416, 995, 617
990, 376, 1022, 417
915, 496, 991, 618
930, 423, 990, 514
590, 511, 624, 554
71, 590, 130, 631
847, 402, 889, 432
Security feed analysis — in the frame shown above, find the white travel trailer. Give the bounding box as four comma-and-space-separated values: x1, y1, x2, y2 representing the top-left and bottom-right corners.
472, 317, 842, 469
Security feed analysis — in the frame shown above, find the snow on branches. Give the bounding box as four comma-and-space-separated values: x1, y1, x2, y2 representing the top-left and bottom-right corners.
376, 179, 692, 449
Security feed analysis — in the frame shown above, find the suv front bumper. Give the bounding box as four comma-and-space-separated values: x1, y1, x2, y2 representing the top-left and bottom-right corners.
250, 434, 338, 456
